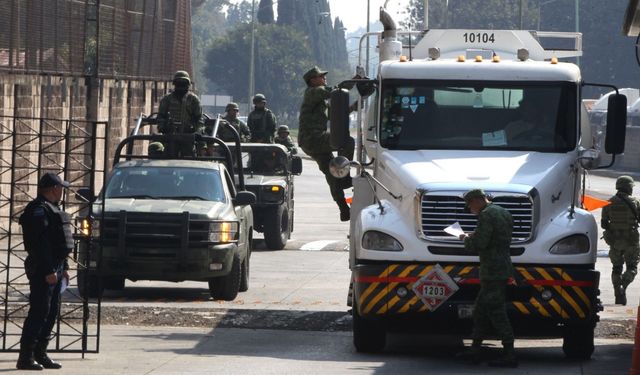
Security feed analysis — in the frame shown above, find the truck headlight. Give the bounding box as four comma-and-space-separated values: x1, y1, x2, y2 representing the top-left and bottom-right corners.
549, 234, 590, 255
362, 231, 403, 251
209, 222, 239, 243
81, 218, 100, 238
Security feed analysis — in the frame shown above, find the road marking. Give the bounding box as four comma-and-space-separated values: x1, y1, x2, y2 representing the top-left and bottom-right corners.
300, 240, 339, 251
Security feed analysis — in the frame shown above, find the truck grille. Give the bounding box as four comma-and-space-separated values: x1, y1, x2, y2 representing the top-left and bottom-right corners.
421, 193, 533, 243
101, 212, 210, 258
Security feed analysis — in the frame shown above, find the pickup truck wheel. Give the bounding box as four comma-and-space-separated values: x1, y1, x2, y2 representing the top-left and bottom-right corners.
562, 323, 595, 359
240, 239, 251, 292
264, 205, 289, 250
353, 299, 386, 353
77, 270, 104, 299
209, 253, 241, 301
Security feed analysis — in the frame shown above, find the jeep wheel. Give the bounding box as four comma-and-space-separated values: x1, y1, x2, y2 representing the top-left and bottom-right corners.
353, 297, 386, 353
562, 323, 595, 359
77, 269, 104, 299
240, 238, 251, 292
209, 253, 241, 301
264, 205, 289, 250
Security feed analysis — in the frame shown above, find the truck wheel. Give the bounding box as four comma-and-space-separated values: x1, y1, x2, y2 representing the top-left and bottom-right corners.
240, 239, 251, 292
209, 253, 241, 301
103, 277, 125, 291
77, 270, 104, 299
264, 205, 289, 250
353, 299, 386, 353
562, 323, 595, 359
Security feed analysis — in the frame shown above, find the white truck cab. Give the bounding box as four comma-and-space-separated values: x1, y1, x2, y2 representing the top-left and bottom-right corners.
329, 8, 628, 359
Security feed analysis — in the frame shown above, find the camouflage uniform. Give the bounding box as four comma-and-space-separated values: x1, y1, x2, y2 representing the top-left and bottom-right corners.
157, 71, 204, 157
601, 175, 640, 305
219, 117, 251, 142
275, 125, 297, 154
247, 94, 277, 143
462, 189, 516, 366
298, 66, 354, 220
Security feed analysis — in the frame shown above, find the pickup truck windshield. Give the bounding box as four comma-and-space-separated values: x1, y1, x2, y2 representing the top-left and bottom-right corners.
379, 80, 577, 152
105, 167, 225, 201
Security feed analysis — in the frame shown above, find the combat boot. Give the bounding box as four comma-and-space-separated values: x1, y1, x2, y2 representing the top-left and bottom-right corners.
614, 285, 627, 306
456, 340, 483, 365
16, 341, 43, 371
337, 199, 350, 222
488, 342, 518, 368
34, 339, 61, 369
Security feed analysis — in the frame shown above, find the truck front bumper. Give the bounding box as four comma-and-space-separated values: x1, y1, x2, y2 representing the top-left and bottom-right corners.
353, 262, 600, 335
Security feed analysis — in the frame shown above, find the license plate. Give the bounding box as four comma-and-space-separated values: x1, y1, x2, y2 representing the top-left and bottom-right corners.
458, 305, 474, 319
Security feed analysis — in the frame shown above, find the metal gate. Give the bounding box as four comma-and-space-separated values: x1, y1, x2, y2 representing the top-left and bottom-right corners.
0, 115, 108, 354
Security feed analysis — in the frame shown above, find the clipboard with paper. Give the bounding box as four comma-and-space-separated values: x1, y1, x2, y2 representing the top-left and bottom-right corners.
444, 222, 465, 238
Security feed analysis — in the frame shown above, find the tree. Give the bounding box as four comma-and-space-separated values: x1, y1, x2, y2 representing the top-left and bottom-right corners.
227, 1, 253, 26
191, 0, 229, 93
204, 23, 314, 119
277, 0, 295, 25
257, 0, 275, 24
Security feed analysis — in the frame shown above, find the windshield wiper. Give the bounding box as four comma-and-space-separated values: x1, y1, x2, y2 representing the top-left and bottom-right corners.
109, 194, 157, 199
156, 195, 208, 201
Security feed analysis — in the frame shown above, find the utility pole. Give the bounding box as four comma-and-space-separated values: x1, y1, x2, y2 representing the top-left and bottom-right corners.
576, 0, 580, 66
520, 0, 524, 29
248, 0, 256, 113
365, 0, 370, 75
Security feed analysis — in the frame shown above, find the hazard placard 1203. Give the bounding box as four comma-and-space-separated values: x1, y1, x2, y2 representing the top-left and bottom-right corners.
411, 264, 459, 311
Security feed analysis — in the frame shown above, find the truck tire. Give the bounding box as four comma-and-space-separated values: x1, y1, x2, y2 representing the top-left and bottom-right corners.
240, 239, 251, 292
103, 277, 125, 291
209, 253, 241, 301
77, 269, 104, 299
562, 323, 595, 359
353, 298, 386, 353
264, 205, 289, 250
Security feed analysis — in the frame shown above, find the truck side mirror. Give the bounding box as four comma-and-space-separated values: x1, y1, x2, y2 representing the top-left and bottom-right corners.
233, 191, 256, 206
291, 156, 303, 175
605, 94, 627, 155
330, 88, 350, 150
75, 188, 95, 203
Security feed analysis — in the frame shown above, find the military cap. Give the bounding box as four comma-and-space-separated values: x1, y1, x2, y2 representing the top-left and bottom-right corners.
173, 70, 191, 84
303, 66, 328, 84
38, 172, 70, 188
463, 189, 486, 203
277, 125, 290, 133
616, 175, 635, 191
225, 102, 240, 112
253, 93, 266, 104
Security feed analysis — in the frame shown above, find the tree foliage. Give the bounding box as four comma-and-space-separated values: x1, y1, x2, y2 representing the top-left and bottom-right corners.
257, 0, 275, 24
204, 23, 314, 117
191, 0, 229, 93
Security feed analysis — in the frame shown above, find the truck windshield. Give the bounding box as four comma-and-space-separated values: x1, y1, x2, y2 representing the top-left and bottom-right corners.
379, 80, 577, 152
104, 167, 225, 202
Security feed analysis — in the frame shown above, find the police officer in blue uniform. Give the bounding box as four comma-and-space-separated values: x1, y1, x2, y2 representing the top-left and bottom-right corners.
16, 173, 73, 370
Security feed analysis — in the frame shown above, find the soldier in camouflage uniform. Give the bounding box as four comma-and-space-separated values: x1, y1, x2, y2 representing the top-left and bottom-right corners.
157, 70, 204, 157
274, 125, 297, 154
219, 102, 251, 142
247, 94, 277, 143
601, 175, 640, 306
298, 66, 355, 221
459, 189, 517, 368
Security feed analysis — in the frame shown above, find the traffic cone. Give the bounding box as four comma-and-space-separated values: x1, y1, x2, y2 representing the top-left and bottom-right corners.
630, 305, 640, 375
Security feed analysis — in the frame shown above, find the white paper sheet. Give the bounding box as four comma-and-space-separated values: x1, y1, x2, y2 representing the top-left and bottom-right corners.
444, 222, 465, 237
60, 277, 68, 293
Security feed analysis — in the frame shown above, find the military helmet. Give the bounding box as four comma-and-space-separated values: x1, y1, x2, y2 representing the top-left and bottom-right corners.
148, 141, 165, 155
616, 175, 635, 191
173, 70, 191, 84
277, 125, 290, 133
463, 189, 487, 204
253, 93, 266, 104
225, 102, 240, 112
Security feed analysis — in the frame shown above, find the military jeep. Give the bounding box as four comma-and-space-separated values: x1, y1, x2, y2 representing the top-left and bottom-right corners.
228, 144, 302, 250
